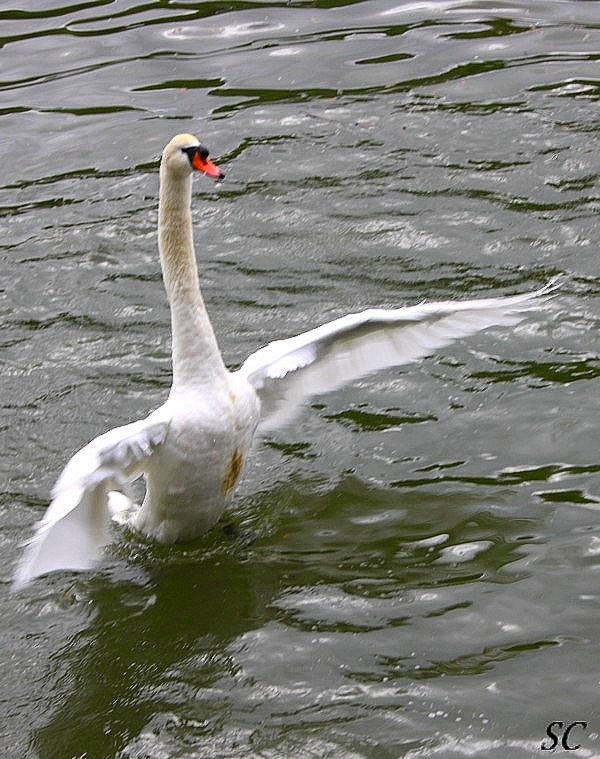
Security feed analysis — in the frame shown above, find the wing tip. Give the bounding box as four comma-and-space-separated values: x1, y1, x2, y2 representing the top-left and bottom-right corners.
11, 548, 101, 593
526, 273, 565, 301
11, 543, 48, 592
11, 568, 30, 593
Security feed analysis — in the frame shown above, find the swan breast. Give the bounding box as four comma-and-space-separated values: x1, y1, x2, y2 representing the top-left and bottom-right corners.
135, 376, 260, 541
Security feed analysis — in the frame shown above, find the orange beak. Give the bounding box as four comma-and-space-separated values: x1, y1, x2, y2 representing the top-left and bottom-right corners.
191, 151, 224, 179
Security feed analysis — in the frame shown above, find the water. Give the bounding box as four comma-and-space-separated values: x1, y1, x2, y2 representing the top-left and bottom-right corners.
1, 1, 599, 757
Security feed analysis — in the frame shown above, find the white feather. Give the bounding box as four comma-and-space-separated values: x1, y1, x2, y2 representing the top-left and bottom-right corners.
13, 415, 169, 590
239, 282, 557, 432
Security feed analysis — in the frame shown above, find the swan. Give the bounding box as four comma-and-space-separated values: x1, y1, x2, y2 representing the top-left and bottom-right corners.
13, 132, 556, 589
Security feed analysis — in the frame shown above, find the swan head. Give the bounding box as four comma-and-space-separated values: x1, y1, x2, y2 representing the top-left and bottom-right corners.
161, 133, 224, 180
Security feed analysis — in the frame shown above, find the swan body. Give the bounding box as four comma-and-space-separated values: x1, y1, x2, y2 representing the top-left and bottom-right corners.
13, 133, 556, 589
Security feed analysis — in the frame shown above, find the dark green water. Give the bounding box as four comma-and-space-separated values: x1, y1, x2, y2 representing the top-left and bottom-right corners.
1, 1, 599, 757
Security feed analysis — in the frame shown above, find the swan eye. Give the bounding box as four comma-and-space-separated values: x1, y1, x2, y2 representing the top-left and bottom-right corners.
182, 145, 209, 164
180, 144, 224, 179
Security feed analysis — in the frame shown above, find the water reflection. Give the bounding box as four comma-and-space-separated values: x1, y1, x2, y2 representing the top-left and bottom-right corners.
30, 477, 555, 756
32, 531, 269, 757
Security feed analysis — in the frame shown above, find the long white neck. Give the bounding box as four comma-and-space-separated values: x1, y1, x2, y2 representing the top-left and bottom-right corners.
158, 164, 226, 390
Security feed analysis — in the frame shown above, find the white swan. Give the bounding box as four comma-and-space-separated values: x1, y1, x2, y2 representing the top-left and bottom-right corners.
13, 133, 556, 589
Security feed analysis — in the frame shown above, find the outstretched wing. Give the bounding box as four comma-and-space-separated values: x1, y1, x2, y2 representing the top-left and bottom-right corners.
238, 283, 556, 432
13, 413, 169, 590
